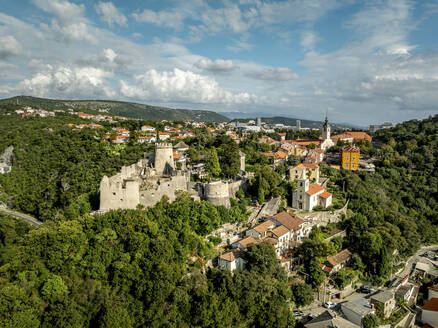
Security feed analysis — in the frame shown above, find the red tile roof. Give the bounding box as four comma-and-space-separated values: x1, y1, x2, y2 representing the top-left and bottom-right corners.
423, 298, 438, 312
306, 183, 325, 196
236, 236, 258, 248
220, 249, 244, 262
342, 145, 360, 152
270, 212, 305, 231
253, 220, 275, 234
319, 191, 332, 199
271, 225, 290, 237
327, 249, 351, 267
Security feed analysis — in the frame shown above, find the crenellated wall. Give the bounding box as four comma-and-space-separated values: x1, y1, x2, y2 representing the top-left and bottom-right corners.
99, 144, 247, 212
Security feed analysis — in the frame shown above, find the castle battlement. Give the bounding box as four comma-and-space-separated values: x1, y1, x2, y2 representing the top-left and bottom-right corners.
155, 143, 173, 148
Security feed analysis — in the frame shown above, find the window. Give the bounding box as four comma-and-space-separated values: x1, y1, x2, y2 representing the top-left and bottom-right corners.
352, 164, 355, 168
346, 156, 350, 160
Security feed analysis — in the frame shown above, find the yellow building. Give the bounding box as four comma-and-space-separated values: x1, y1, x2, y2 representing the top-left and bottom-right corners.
340, 145, 360, 170
289, 163, 319, 182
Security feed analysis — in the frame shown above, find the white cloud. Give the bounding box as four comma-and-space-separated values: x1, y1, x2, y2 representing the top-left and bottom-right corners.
17, 65, 115, 98
33, 0, 97, 43
0, 35, 22, 59
95, 2, 127, 27
194, 58, 235, 72
120, 68, 255, 104
246, 67, 299, 81
300, 31, 320, 51
132, 10, 185, 29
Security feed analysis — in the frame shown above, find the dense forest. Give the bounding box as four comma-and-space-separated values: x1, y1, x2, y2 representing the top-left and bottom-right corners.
0, 112, 147, 221
0, 196, 294, 327
326, 114, 438, 284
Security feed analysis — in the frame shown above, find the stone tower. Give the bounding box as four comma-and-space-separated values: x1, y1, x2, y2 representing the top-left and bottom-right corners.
154, 143, 174, 176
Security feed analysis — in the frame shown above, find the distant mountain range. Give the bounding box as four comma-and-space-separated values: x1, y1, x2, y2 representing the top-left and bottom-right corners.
0, 96, 229, 122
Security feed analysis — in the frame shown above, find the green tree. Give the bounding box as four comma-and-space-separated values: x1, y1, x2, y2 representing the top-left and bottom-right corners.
205, 147, 221, 178
291, 283, 314, 308
362, 314, 379, 328
257, 175, 265, 205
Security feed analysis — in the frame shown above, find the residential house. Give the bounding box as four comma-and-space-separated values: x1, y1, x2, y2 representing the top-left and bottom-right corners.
370, 290, 396, 319
246, 220, 276, 239
280, 142, 294, 154
341, 298, 375, 327
138, 136, 156, 144
320, 249, 352, 275
332, 131, 372, 143
267, 211, 307, 241
396, 283, 419, 306
279, 133, 286, 141
305, 148, 324, 163
289, 163, 320, 183
340, 145, 360, 171
268, 225, 290, 256
292, 175, 332, 211
232, 236, 258, 251
218, 249, 246, 271
173, 141, 189, 154
422, 298, 438, 327
158, 132, 170, 140
141, 125, 156, 133
305, 310, 359, 328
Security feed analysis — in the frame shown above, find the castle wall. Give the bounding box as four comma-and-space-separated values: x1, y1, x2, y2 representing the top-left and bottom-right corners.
205, 181, 231, 208
139, 174, 189, 207
99, 176, 140, 211
154, 143, 174, 176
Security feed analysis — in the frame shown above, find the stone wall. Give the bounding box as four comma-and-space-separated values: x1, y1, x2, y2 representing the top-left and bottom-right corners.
204, 181, 231, 208
154, 143, 174, 176
139, 173, 190, 207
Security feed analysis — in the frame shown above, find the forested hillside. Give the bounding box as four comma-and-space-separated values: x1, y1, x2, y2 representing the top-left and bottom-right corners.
325, 114, 438, 283
0, 112, 146, 221
0, 96, 229, 122
0, 196, 294, 328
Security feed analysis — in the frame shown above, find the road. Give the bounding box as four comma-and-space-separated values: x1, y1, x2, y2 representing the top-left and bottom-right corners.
0, 208, 42, 227
397, 244, 438, 278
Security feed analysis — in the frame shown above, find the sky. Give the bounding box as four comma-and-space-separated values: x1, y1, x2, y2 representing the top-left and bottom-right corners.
1, 0, 438, 125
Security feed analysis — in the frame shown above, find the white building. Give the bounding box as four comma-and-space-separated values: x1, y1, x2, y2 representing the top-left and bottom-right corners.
218, 249, 246, 271
320, 116, 335, 151
422, 298, 438, 327
341, 298, 375, 327
292, 174, 332, 211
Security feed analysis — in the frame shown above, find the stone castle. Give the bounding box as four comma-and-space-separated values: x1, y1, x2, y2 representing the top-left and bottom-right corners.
99, 143, 244, 211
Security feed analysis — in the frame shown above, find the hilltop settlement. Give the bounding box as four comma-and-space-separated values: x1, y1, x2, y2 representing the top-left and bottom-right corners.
0, 101, 437, 328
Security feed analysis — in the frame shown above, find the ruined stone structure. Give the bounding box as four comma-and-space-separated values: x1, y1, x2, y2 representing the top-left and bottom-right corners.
99, 143, 245, 211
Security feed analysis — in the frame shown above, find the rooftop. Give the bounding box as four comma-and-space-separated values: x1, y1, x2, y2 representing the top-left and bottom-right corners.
306, 183, 325, 196
327, 249, 351, 267
219, 249, 244, 262
271, 225, 290, 237
341, 297, 374, 317
235, 236, 258, 248
305, 310, 360, 328
270, 211, 305, 231
252, 220, 275, 234
371, 290, 394, 304
423, 298, 438, 312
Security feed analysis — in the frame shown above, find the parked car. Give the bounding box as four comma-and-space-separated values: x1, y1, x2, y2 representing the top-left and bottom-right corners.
323, 301, 336, 309
293, 310, 304, 317
359, 285, 375, 294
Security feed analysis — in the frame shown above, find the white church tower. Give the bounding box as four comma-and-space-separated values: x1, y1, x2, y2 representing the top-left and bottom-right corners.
320, 113, 334, 150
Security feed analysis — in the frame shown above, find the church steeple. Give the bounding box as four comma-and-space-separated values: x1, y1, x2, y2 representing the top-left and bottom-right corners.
322, 111, 330, 141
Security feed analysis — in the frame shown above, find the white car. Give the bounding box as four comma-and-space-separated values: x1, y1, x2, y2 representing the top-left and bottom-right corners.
323, 301, 336, 309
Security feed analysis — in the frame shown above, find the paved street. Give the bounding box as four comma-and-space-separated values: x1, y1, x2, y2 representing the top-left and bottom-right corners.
0, 207, 42, 227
